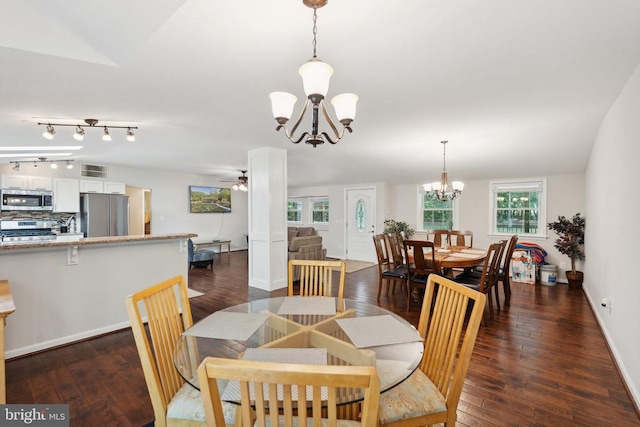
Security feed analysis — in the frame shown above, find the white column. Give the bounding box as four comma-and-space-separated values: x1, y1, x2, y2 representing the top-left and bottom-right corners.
248, 147, 287, 291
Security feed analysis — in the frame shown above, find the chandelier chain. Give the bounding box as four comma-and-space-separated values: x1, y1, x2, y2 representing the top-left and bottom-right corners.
442, 140, 447, 172
312, 6, 318, 58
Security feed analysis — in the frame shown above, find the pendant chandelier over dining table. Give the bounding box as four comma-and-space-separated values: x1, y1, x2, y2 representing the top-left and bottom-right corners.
423, 140, 464, 201
269, 0, 358, 148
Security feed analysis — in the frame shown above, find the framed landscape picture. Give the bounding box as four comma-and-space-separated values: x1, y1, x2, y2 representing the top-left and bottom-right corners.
189, 186, 232, 213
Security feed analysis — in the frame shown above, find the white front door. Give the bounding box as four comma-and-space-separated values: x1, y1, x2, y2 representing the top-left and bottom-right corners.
346, 188, 376, 262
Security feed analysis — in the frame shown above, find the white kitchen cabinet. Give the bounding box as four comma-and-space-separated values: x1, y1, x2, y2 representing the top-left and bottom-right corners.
1, 175, 27, 189
79, 180, 104, 193
29, 176, 53, 191
103, 181, 126, 194
2, 174, 52, 190
53, 178, 80, 212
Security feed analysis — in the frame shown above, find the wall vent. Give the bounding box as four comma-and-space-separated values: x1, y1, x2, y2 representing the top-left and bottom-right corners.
81, 164, 108, 179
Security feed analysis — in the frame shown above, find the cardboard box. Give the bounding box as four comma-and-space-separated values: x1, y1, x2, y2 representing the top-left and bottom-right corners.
512, 251, 536, 284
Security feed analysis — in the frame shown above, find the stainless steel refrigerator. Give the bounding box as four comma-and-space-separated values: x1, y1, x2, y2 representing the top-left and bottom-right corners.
80, 193, 129, 237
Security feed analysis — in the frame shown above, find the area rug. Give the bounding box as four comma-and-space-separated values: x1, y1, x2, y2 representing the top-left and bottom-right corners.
187, 288, 204, 298
342, 260, 376, 273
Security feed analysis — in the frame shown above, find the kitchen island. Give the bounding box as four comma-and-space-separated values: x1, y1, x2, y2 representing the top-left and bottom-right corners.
0, 233, 196, 358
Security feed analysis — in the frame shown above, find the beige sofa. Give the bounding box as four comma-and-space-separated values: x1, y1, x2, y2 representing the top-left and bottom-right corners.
288, 227, 326, 280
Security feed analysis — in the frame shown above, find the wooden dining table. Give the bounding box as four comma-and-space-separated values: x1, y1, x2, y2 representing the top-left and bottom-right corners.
409, 245, 487, 277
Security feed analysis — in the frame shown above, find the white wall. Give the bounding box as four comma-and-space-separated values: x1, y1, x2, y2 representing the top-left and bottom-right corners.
586, 64, 640, 408
289, 182, 389, 259
0, 164, 249, 250
391, 175, 585, 279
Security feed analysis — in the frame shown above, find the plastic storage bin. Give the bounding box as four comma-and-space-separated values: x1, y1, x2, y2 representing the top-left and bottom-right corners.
540, 264, 557, 286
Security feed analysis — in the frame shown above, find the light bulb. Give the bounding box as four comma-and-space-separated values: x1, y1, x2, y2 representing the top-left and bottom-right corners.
42, 125, 55, 140
50, 162, 58, 169
126, 128, 135, 142
74, 126, 85, 141
102, 127, 112, 141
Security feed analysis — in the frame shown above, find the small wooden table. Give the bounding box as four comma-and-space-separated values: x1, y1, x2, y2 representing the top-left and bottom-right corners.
193, 239, 232, 258
0, 280, 16, 404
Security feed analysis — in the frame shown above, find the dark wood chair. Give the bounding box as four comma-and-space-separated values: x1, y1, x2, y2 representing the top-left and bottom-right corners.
403, 239, 440, 311
386, 232, 406, 268
454, 241, 505, 322
373, 234, 408, 301
449, 230, 473, 247
425, 229, 450, 248
498, 235, 519, 301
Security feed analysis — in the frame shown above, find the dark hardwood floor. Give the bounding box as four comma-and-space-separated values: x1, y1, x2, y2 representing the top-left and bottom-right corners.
6, 251, 640, 426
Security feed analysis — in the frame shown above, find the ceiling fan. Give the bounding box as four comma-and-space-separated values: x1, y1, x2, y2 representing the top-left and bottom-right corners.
222, 170, 248, 192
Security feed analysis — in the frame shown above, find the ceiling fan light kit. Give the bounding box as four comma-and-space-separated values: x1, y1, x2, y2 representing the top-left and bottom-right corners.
223, 170, 249, 192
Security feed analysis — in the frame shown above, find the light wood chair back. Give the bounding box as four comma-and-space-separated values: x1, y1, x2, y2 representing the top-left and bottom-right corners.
449, 230, 474, 247
198, 357, 380, 427
125, 276, 194, 427
0, 280, 16, 404
425, 229, 450, 248
410, 274, 486, 426
288, 259, 346, 300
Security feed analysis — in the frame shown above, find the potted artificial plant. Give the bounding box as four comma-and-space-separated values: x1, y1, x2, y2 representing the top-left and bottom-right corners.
383, 219, 415, 238
547, 213, 586, 288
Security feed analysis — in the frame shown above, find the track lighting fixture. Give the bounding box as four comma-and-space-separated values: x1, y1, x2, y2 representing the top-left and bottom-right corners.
9, 158, 74, 170
102, 127, 112, 141
37, 119, 138, 142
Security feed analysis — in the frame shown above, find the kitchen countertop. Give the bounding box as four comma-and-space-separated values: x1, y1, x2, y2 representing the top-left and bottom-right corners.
0, 233, 197, 250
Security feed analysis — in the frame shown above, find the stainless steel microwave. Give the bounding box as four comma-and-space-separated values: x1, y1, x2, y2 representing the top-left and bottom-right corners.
1, 189, 53, 211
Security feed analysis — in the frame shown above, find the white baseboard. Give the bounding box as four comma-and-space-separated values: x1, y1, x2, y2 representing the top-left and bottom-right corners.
6, 320, 132, 360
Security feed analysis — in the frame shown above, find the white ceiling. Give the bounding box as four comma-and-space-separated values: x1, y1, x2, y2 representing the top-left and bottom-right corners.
1, 0, 640, 187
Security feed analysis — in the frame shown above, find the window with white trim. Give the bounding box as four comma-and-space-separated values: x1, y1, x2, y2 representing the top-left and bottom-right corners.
490, 179, 546, 237
287, 199, 303, 223
309, 197, 329, 224
420, 192, 455, 230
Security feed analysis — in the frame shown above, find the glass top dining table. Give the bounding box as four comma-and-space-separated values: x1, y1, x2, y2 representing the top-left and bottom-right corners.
173, 296, 424, 405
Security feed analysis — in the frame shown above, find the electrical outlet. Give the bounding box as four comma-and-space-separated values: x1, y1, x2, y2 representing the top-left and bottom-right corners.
560, 261, 567, 270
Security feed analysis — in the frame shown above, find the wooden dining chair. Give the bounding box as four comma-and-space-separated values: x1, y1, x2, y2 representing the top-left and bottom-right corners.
288, 259, 346, 300
403, 239, 440, 311
454, 241, 505, 322
198, 357, 380, 427
448, 230, 473, 247
125, 276, 236, 427
385, 232, 406, 268
372, 234, 408, 300
378, 274, 486, 427
425, 229, 451, 248
498, 235, 519, 301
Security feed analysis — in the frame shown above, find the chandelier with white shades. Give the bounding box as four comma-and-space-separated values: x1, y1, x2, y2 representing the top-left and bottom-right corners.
423, 140, 464, 201
269, 0, 358, 148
